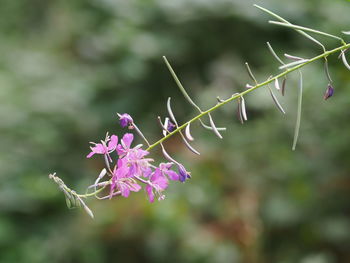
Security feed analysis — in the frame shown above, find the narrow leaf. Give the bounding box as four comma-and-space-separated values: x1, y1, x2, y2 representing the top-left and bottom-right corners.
292, 71, 303, 151
342, 31, 350, 35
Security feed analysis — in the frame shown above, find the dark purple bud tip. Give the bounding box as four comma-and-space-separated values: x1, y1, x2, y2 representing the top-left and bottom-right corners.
324, 84, 334, 100
178, 165, 191, 182
166, 120, 176, 132
118, 113, 133, 128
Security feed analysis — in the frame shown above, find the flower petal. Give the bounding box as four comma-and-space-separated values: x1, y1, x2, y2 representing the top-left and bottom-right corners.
146, 185, 154, 203
90, 144, 106, 154
86, 151, 95, 158
129, 183, 142, 192
120, 184, 130, 197
166, 170, 180, 181
122, 133, 134, 148
107, 135, 118, 151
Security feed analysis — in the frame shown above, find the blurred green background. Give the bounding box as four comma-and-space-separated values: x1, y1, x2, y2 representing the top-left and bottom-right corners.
1, 0, 350, 262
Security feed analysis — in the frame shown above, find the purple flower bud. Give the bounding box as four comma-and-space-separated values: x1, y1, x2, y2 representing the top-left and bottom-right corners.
118, 113, 133, 128
166, 120, 176, 132
324, 84, 334, 100
178, 165, 191, 182
163, 117, 176, 133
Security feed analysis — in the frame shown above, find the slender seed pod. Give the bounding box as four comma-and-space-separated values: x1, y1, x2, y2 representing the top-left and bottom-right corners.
284, 53, 305, 61
341, 51, 350, 70
267, 42, 284, 65
268, 86, 286, 114
240, 96, 248, 121
279, 59, 309, 70
237, 100, 244, 124
274, 78, 280, 90
199, 120, 227, 131
208, 113, 223, 139
167, 97, 179, 126
292, 71, 303, 151
281, 77, 287, 96
185, 122, 194, 141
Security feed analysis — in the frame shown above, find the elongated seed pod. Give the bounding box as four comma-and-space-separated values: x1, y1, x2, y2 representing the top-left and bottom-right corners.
268, 86, 286, 114
237, 100, 244, 124
199, 119, 227, 131
179, 132, 200, 155
167, 97, 179, 126
281, 77, 287, 96
240, 96, 248, 121
292, 71, 303, 150
185, 122, 194, 141
208, 113, 223, 139
77, 196, 94, 219
284, 53, 305, 61
267, 42, 284, 65
279, 59, 309, 70
341, 51, 350, 71
274, 78, 280, 90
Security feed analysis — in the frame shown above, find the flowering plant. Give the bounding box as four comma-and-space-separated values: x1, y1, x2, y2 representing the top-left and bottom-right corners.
49, 5, 350, 218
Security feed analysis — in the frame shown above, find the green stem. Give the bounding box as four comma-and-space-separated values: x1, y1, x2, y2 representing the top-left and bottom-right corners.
146, 43, 350, 152
75, 42, 349, 199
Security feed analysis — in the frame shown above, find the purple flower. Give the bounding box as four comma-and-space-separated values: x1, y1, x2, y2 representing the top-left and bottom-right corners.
127, 149, 153, 177
146, 169, 169, 202
115, 132, 153, 177
118, 113, 133, 128
110, 158, 142, 198
159, 162, 180, 181
116, 133, 134, 157
164, 118, 176, 132
178, 165, 191, 182
87, 134, 118, 162
324, 84, 334, 100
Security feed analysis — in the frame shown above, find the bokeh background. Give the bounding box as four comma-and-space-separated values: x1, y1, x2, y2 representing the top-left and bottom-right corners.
1, 0, 350, 262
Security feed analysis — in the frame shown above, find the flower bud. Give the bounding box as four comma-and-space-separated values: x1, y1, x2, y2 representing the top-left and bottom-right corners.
323, 84, 334, 100
118, 113, 133, 128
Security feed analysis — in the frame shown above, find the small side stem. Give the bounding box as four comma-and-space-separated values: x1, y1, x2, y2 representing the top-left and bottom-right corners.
146, 43, 350, 152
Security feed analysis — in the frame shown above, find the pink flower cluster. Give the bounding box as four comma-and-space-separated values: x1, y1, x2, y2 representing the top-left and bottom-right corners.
86, 114, 188, 202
